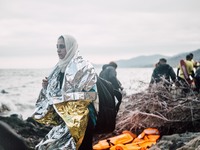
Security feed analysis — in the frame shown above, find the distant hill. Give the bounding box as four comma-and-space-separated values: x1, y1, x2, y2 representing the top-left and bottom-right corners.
116, 54, 169, 68
168, 49, 200, 67
94, 49, 200, 68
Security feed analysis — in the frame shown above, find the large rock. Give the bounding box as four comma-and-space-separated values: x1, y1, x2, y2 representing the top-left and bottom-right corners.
0, 114, 52, 149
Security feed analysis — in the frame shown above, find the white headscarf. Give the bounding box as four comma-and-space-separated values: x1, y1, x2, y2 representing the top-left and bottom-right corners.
57, 35, 78, 72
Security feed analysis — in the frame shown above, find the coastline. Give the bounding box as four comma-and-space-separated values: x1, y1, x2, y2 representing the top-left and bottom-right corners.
1, 84, 200, 149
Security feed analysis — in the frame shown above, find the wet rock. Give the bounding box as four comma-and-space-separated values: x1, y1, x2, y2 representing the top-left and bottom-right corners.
1, 89, 8, 94
0, 115, 52, 149
0, 103, 10, 113
0, 121, 30, 150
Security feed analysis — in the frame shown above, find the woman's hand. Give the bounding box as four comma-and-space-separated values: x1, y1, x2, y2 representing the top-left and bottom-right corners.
42, 77, 48, 89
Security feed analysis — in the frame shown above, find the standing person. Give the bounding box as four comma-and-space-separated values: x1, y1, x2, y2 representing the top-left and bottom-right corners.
189, 53, 195, 66
177, 54, 195, 93
99, 61, 123, 92
177, 54, 195, 85
189, 53, 199, 68
32, 35, 98, 150
150, 58, 176, 86
99, 64, 109, 77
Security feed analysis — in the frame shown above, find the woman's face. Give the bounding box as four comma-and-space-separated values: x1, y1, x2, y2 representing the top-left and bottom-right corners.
57, 38, 67, 59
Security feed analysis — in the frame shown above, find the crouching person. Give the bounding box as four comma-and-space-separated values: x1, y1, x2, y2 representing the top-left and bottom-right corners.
149, 58, 176, 88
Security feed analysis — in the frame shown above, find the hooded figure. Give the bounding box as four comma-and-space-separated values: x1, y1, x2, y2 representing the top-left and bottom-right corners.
99, 62, 123, 91
32, 35, 97, 150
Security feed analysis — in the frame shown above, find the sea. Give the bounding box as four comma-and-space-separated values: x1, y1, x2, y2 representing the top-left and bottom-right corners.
0, 68, 154, 120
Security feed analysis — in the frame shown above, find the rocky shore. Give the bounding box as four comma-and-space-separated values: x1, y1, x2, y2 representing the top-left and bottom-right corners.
1, 84, 200, 149
0, 112, 200, 150
0, 115, 51, 149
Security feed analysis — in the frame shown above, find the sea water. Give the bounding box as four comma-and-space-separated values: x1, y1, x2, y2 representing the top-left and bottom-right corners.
0, 68, 153, 119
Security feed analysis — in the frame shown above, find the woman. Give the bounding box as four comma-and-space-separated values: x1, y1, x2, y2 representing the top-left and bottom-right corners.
32, 35, 98, 150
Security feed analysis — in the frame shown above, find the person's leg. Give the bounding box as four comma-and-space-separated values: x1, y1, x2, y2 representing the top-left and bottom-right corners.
78, 117, 94, 150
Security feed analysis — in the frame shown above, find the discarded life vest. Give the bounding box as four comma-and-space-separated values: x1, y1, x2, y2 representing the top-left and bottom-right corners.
93, 131, 136, 149
93, 128, 160, 150
94, 76, 122, 134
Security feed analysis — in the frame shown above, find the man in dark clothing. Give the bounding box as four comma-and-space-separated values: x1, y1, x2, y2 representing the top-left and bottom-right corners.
99, 61, 123, 92
194, 66, 200, 92
150, 58, 176, 85
99, 64, 109, 77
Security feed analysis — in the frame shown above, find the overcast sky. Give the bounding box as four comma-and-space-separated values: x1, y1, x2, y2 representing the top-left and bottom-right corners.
0, 0, 200, 68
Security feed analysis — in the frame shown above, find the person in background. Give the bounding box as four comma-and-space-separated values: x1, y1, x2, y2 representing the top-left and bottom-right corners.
177, 54, 195, 93
32, 35, 97, 150
150, 58, 176, 86
154, 62, 160, 68
99, 64, 109, 77
177, 54, 195, 85
189, 53, 195, 65
189, 53, 199, 69
189, 53, 200, 70
99, 61, 123, 92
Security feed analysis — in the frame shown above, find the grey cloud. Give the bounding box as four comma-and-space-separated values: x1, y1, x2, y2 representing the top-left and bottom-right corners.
0, 0, 200, 67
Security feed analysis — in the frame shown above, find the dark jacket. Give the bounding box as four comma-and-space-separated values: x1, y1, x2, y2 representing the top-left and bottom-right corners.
150, 64, 176, 84
99, 65, 122, 91
99, 64, 109, 77
195, 67, 200, 78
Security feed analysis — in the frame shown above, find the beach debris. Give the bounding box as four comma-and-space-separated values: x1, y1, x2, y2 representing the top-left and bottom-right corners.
1, 81, 200, 149
93, 128, 160, 150
0, 103, 10, 113
114, 82, 200, 134
93, 81, 200, 147
93, 130, 136, 149
0, 115, 52, 149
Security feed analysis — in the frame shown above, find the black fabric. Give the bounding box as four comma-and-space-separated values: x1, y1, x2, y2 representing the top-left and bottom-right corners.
194, 77, 200, 92
195, 67, 200, 78
99, 66, 122, 90
94, 76, 122, 134
78, 117, 94, 150
0, 121, 30, 150
195, 67, 200, 92
114, 89, 122, 113
58, 72, 64, 89
150, 64, 176, 84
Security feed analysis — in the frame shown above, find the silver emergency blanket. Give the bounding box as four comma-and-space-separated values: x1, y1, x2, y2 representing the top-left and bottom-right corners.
35, 123, 76, 150
33, 54, 97, 150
